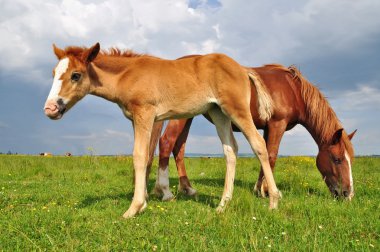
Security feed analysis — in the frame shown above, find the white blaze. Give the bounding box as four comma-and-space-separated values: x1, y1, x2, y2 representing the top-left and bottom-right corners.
47, 58, 69, 101
344, 150, 354, 198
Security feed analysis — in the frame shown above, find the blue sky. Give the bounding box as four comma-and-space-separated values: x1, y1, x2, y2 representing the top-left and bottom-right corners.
0, 0, 379, 156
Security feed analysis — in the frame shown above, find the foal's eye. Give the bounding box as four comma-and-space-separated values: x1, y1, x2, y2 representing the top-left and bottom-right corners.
71, 72, 82, 82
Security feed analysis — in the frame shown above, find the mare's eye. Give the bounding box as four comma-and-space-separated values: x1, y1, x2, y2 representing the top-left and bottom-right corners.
333, 157, 342, 165
71, 72, 82, 82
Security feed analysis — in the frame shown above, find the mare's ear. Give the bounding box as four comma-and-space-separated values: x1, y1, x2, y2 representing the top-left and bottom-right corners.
331, 128, 343, 145
348, 129, 357, 141
82, 42, 100, 64
53, 44, 65, 60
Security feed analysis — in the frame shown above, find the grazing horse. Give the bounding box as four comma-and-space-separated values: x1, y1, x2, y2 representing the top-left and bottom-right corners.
149, 64, 356, 201
44, 43, 281, 218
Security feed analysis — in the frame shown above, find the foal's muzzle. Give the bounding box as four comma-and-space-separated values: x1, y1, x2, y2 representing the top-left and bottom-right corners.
44, 99, 66, 120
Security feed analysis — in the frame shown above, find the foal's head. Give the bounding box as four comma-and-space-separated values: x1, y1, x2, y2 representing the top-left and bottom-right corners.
44, 43, 100, 120
316, 128, 357, 200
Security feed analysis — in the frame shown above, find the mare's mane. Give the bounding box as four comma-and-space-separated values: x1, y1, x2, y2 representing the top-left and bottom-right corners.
259, 64, 353, 158
288, 65, 354, 158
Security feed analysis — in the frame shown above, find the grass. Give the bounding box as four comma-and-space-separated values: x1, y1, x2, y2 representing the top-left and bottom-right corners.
0, 155, 379, 251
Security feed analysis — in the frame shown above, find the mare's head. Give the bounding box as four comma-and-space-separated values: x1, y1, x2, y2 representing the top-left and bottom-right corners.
44, 43, 100, 120
316, 128, 357, 200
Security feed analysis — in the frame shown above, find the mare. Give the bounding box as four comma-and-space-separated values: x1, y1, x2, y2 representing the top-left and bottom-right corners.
149, 64, 356, 201
44, 43, 281, 218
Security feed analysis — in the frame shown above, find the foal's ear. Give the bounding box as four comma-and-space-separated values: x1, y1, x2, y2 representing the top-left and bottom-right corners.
82, 42, 100, 64
348, 129, 357, 141
53, 44, 65, 60
331, 128, 343, 145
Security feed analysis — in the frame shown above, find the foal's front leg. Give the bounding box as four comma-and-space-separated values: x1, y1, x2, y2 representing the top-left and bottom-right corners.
123, 110, 155, 218
208, 108, 238, 213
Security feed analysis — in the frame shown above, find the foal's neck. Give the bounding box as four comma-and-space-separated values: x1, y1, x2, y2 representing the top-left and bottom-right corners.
88, 56, 131, 103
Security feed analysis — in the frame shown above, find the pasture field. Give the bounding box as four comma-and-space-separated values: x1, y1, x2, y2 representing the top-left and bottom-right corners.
0, 155, 379, 251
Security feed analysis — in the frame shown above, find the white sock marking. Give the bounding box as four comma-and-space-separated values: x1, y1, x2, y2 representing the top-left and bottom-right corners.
156, 167, 173, 200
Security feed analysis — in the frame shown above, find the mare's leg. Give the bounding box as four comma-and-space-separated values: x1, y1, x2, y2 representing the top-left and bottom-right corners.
146, 121, 164, 190
123, 110, 155, 218
254, 121, 287, 197
208, 107, 238, 213
173, 118, 197, 196
154, 119, 188, 200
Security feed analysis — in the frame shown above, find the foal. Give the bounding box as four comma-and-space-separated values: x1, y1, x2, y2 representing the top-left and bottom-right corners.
44, 43, 281, 218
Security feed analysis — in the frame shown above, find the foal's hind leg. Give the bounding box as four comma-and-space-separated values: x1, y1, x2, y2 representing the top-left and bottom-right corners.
254, 120, 287, 197
228, 110, 281, 209
208, 107, 238, 213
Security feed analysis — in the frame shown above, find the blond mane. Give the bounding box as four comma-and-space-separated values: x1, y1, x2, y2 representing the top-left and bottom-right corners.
62, 46, 151, 59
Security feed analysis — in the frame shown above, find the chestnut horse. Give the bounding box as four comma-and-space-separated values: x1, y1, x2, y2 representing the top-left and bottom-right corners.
44, 43, 281, 218
149, 64, 356, 201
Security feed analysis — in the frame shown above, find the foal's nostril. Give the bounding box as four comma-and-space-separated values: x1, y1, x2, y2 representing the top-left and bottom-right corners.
57, 98, 65, 106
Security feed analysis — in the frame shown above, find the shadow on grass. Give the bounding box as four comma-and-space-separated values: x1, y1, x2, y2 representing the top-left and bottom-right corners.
78, 192, 133, 209
77, 178, 327, 209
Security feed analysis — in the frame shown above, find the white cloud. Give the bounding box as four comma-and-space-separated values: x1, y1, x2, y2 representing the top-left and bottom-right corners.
337, 84, 380, 110
2, 0, 379, 72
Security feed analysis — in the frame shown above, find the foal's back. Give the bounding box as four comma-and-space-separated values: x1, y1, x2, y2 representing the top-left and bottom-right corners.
120, 53, 250, 121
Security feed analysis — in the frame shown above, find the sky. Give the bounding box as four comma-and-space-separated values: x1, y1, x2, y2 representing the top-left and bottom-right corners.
0, 0, 379, 156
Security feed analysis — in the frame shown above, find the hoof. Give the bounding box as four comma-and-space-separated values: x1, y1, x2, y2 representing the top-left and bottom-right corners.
122, 201, 147, 218
162, 191, 175, 201
269, 190, 282, 210
123, 209, 137, 218
216, 205, 225, 214
183, 187, 197, 196
152, 185, 163, 197
253, 182, 262, 197
153, 185, 174, 201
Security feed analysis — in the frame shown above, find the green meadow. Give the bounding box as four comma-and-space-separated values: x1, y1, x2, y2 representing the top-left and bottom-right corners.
0, 155, 379, 251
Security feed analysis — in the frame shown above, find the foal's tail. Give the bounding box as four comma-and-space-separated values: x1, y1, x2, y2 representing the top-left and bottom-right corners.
247, 70, 273, 122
